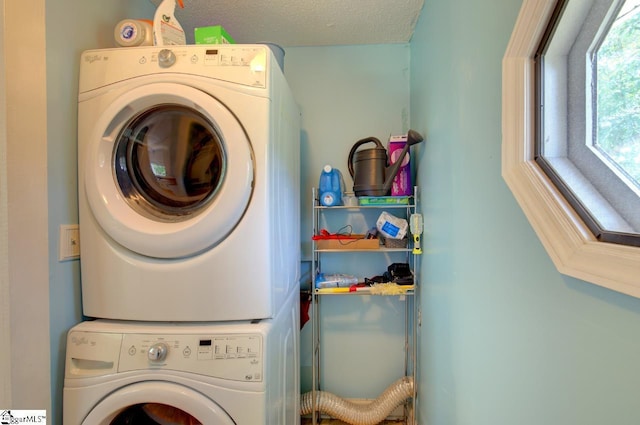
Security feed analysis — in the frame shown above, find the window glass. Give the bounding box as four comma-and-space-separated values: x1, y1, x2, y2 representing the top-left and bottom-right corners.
594, 0, 640, 189
536, 0, 640, 245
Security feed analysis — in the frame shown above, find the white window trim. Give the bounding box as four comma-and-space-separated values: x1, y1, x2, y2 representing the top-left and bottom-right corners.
502, 0, 640, 297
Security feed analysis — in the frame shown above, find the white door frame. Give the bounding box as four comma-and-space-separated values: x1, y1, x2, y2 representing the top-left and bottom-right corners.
0, 0, 11, 407
0, 0, 51, 410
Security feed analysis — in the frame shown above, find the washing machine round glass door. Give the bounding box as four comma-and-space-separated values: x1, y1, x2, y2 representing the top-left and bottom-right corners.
82, 382, 235, 424
84, 82, 254, 259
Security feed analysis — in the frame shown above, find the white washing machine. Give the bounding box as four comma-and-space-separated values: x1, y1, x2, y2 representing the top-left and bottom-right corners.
63, 289, 300, 424
77, 45, 300, 321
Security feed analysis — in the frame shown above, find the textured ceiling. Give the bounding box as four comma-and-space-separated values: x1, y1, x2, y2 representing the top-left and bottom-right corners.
149, 0, 425, 47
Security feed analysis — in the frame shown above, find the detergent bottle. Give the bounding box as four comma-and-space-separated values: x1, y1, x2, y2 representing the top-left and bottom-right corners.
318, 165, 344, 207
114, 19, 154, 47
153, 0, 186, 46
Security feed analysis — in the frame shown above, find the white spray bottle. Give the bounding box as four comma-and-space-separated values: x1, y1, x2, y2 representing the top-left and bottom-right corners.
153, 0, 186, 46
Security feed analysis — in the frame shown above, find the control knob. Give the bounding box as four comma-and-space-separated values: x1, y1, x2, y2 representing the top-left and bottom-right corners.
148, 342, 168, 362
158, 49, 176, 68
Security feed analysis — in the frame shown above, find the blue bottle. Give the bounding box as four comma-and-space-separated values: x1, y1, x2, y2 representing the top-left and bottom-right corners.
318, 165, 344, 207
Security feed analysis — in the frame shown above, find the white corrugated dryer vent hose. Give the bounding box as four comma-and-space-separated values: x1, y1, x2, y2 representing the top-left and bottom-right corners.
300, 376, 414, 425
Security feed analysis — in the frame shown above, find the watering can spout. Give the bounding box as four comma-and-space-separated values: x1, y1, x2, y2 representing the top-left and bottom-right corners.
382, 130, 424, 194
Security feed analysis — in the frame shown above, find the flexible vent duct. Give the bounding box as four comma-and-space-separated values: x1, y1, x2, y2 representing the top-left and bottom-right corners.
300, 376, 413, 425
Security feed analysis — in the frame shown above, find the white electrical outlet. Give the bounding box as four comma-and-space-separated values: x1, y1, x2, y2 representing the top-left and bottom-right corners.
59, 224, 80, 261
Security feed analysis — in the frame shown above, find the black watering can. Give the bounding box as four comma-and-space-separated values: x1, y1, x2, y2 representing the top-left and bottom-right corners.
347, 129, 424, 197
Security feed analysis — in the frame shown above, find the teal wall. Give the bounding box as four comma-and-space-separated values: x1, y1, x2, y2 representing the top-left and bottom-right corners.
410, 0, 640, 424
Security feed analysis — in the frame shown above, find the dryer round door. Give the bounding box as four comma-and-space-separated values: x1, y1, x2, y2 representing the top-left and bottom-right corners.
82, 382, 235, 424
84, 82, 253, 259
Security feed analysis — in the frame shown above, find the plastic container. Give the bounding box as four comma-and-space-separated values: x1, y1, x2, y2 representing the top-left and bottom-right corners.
376, 211, 408, 239
342, 191, 358, 207
153, 0, 186, 46
114, 19, 153, 47
388, 134, 413, 196
318, 165, 344, 207
316, 273, 359, 288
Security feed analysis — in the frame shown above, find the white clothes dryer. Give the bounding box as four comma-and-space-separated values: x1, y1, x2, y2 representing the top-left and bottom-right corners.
63, 289, 300, 424
77, 45, 300, 321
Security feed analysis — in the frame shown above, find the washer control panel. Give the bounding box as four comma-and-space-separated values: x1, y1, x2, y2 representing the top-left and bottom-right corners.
79, 45, 270, 93
119, 333, 263, 382
65, 330, 263, 382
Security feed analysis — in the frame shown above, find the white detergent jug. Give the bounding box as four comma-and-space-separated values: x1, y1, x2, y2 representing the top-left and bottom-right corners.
114, 19, 153, 47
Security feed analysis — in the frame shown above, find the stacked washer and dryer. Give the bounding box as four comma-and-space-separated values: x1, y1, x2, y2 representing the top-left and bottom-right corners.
64, 45, 301, 424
